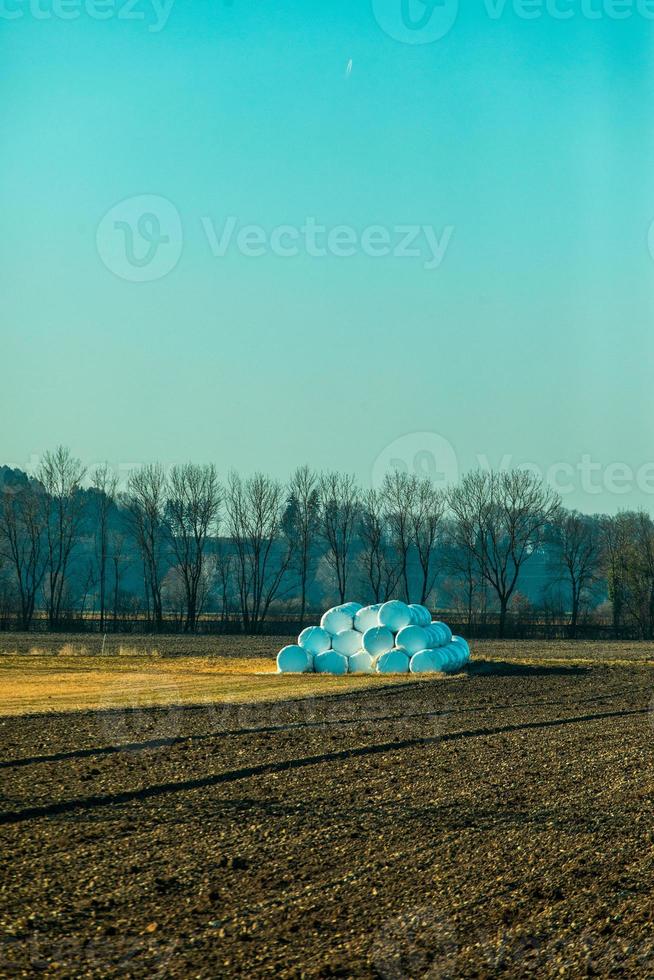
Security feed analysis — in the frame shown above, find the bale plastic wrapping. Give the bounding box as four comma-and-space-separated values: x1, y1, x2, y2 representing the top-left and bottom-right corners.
332, 629, 363, 657
321, 606, 354, 635
298, 626, 332, 656
314, 650, 349, 675
277, 645, 314, 674
340, 601, 363, 616
376, 649, 411, 674
408, 604, 431, 626
433, 621, 453, 644
362, 625, 395, 656
348, 651, 376, 674
354, 604, 382, 634
409, 648, 449, 673
396, 625, 430, 656
378, 600, 413, 632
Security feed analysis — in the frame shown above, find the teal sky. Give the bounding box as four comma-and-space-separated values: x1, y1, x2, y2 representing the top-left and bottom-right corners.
2, 1, 654, 512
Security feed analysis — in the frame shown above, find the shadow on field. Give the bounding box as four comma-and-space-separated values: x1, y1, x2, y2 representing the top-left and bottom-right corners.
467, 660, 590, 678
0, 706, 648, 827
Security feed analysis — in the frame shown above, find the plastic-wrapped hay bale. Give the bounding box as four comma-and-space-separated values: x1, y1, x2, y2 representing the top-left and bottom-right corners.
426, 623, 447, 647
452, 635, 470, 657
354, 604, 382, 634
277, 645, 314, 674
298, 626, 332, 656
435, 623, 453, 646
447, 637, 465, 662
362, 625, 395, 657
348, 651, 376, 674
443, 649, 461, 672
433, 621, 453, 644
321, 606, 354, 635
396, 625, 431, 656
332, 629, 362, 657
314, 650, 349, 675
409, 648, 449, 673
341, 601, 363, 616
408, 604, 431, 626
443, 643, 465, 672
378, 600, 413, 632
376, 649, 410, 674
451, 636, 471, 665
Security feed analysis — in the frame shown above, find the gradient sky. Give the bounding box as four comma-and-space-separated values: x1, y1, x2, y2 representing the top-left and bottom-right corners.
2, 1, 654, 512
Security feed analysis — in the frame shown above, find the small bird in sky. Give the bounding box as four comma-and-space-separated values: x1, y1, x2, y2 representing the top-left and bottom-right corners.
345, 58, 353, 78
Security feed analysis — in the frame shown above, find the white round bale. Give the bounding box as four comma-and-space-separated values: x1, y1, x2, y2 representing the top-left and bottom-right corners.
409, 648, 449, 673
332, 628, 362, 657
378, 600, 413, 632
443, 643, 466, 672
452, 635, 470, 656
362, 625, 395, 657
433, 621, 453, 644
321, 606, 354, 635
354, 604, 382, 633
424, 624, 442, 647
314, 650, 349, 675
376, 649, 410, 674
298, 626, 331, 655
427, 623, 448, 647
396, 625, 430, 656
409, 604, 431, 626
450, 637, 470, 665
277, 645, 314, 674
348, 651, 376, 674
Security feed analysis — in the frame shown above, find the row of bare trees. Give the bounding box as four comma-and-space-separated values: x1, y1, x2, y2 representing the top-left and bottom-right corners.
2, 447, 654, 636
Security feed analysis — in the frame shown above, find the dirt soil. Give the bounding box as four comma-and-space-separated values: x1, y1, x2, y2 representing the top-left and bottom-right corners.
1, 659, 653, 977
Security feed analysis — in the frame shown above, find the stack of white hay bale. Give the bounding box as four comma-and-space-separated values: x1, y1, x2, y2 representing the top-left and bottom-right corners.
277, 600, 471, 675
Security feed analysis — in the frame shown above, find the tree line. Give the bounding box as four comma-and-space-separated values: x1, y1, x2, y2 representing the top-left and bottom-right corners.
1, 447, 654, 638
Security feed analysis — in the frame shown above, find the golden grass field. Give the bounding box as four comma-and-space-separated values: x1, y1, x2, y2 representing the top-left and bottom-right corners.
1, 633, 653, 717
0, 634, 419, 716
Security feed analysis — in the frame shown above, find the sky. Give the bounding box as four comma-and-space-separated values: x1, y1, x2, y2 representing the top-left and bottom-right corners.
2, 0, 654, 512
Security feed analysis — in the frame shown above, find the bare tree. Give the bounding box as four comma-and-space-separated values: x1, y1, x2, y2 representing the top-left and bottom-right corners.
285, 466, 320, 626
165, 463, 221, 632
214, 540, 235, 624
601, 511, 654, 639
225, 472, 294, 632
0, 480, 47, 630
318, 472, 359, 604
90, 463, 118, 631
550, 510, 601, 637
124, 464, 168, 631
37, 447, 87, 628
78, 559, 97, 621
448, 469, 561, 637
411, 479, 445, 605
441, 517, 486, 629
600, 513, 631, 634
109, 529, 130, 629
358, 487, 399, 602
630, 511, 654, 638
381, 472, 417, 602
